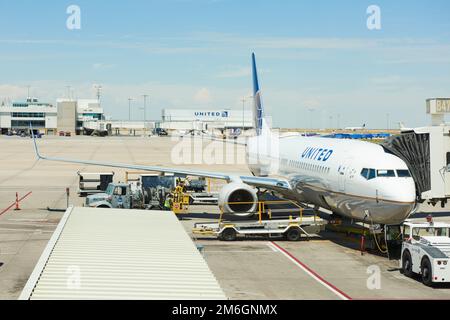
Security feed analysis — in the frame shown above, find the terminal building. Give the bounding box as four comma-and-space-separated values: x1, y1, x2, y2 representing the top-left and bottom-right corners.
57, 98, 104, 135
0, 98, 57, 135
0, 97, 104, 135
160, 109, 253, 132
0, 100, 253, 136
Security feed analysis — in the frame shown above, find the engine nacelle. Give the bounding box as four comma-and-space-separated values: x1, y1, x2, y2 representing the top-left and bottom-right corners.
218, 182, 258, 216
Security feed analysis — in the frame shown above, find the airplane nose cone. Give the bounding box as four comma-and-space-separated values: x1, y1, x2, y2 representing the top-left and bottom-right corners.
379, 178, 416, 224
380, 178, 416, 203
394, 179, 416, 203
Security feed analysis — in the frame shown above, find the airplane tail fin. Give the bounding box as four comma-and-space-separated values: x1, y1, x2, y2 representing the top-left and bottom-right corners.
252, 53, 270, 136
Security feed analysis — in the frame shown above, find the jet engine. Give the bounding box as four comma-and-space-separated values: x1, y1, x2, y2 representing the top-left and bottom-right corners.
218, 182, 258, 216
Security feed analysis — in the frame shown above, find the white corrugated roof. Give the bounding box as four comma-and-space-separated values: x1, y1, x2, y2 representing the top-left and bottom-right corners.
20, 207, 226, 300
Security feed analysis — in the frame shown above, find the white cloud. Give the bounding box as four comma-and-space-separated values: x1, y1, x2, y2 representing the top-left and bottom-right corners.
302, 98, 321, 110
0, 84, 27, 101
216, 67, 251, 78
370, 75, 404, 85
194, 88, 212, 104
2, 35, 450, 66
216, 66, 271, 79
92, 63, 115, 70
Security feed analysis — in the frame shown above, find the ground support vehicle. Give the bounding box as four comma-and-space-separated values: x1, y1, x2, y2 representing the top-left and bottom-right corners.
400, 219, 450, 286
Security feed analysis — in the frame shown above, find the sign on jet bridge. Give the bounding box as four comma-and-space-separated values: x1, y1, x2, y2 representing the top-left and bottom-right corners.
427, 98, 450, 114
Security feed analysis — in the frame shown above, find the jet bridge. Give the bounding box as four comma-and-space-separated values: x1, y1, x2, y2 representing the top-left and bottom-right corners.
382, 99, 450, 207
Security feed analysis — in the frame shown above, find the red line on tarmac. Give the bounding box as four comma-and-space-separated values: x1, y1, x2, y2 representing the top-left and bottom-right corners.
270, 241, 352, 300
0, 191, 33, 216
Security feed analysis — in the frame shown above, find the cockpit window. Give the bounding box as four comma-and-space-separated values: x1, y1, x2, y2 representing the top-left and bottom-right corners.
397, 169, 411, 178
377, 169, 395, 177
362, 168, 408, 179
361, 168, 368, 179
360, 168, 376, 180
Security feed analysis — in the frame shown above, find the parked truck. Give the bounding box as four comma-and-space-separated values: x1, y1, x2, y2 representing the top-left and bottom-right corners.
85, 174, 177, 210
400, 218, 450, 286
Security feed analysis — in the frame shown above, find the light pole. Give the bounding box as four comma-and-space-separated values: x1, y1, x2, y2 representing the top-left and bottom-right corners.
94, 84, 102, 102
142, 94, 149, 135
142, 94, 149, 121
128, 98, 133, 121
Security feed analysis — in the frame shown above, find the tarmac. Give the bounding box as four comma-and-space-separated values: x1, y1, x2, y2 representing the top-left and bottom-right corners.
1, 135, 450, 300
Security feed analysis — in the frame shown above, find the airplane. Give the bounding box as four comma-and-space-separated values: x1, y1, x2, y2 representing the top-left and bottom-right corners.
345, 124, 366, 131
31, 53, 417, 225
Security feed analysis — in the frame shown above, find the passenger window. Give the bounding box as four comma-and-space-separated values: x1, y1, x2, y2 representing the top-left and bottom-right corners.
377, 169, 395, 177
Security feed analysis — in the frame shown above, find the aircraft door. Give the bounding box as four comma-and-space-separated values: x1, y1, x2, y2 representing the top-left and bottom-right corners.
338, 160, 351, 192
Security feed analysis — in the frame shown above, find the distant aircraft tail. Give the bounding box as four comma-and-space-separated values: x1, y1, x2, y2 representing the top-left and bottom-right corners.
252, 53, 270, 136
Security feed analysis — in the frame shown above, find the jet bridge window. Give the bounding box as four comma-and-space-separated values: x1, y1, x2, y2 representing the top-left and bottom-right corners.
360, 168, 376, 180
377, 170, 396, 177
447, 152, 450, 171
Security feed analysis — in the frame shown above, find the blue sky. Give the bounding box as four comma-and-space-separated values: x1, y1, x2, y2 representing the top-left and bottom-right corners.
0, 0, 450, 128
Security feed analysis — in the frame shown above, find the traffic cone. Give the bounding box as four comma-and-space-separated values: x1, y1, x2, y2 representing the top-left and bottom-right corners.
14, 192, 21, 211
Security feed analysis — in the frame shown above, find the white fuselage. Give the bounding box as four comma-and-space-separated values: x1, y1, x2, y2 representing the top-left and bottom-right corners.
247, 135, 416, 225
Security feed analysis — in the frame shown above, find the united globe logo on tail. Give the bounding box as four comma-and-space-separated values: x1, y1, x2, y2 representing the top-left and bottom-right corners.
254, 91, 263, 135
252, 53, 265, 136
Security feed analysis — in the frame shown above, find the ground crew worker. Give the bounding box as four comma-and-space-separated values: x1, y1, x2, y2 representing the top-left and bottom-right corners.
164, 194, 172, 210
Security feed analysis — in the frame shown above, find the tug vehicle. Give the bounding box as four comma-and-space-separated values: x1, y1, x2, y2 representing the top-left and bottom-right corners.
400, 216, 450, 286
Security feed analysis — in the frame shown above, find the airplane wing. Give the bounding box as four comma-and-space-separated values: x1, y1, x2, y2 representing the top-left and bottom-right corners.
31, 130, 290, 191
189, 134, 247, 146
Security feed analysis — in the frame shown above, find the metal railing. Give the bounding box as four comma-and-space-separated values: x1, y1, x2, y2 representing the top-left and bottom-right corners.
219, 199, 317, 224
